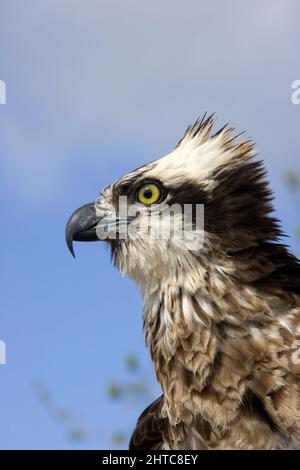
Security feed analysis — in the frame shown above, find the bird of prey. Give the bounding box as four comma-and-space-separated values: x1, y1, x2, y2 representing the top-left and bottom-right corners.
66, 115, 300, 450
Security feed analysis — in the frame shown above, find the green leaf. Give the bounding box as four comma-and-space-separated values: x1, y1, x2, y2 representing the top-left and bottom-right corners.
68, 426, 88, 442
107, 382, 123, 399
127, 381, 148, 394
283, 170, 300, 189
125, 354, 139, 371
111, 432, 127, 445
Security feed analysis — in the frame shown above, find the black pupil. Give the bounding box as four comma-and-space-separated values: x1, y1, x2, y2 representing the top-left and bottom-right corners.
143, 188, 153, 199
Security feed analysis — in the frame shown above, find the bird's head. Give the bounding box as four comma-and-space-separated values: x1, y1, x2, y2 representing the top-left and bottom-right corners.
66, 115, 280, 294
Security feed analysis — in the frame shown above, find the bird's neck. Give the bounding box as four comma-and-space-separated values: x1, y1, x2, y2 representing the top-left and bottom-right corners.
143, 289, 214, 430
142, 261, 273, 433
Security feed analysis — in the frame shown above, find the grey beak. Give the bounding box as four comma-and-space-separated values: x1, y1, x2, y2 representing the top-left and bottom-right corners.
65, 202, 100, 257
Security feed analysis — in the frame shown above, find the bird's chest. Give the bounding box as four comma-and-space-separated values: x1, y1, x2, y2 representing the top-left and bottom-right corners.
144, 288, 219, 427
143, 284, 291, 449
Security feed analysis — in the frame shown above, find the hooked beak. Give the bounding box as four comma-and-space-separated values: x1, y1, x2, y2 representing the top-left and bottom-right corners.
65, 202, 100, 257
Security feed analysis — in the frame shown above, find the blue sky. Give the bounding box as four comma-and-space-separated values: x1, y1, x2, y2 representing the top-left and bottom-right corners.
0, 0, 300, 449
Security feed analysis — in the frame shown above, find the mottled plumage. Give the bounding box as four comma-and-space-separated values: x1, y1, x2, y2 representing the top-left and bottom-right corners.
66, 115, 300, 449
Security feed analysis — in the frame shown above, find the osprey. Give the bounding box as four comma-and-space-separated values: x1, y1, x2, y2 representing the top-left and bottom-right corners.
66, 115, 300, 449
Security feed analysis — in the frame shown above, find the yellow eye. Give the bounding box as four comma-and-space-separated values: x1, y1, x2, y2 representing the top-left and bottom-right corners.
137, 183, 161, 205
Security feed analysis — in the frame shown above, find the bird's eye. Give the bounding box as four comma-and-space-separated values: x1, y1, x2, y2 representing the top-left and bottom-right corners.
137, 183, 161, 205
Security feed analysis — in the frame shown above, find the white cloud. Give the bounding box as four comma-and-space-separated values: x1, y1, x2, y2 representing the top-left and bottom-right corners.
0, 0, 299, 203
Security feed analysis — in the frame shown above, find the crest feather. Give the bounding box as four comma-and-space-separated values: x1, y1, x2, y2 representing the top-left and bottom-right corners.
176, 114, 255, 163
